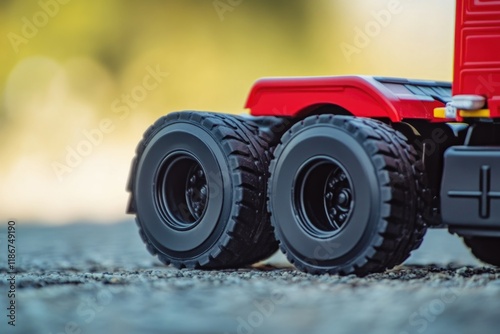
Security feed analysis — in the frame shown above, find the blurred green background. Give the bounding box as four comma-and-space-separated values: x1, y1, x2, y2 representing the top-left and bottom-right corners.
0, 0, 454, 224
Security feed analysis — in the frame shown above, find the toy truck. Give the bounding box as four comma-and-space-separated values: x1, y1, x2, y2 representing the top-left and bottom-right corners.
126, 0, 500, 275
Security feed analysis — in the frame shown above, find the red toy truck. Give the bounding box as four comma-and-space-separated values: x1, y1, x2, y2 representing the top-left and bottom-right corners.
127, 0, 500, 275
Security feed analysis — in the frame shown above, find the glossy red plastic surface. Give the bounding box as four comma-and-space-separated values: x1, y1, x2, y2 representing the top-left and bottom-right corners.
454, 0, 500, 117
246, 76, 447, 122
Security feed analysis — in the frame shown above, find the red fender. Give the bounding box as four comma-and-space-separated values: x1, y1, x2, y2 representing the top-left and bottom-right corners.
245, 76, 450, 122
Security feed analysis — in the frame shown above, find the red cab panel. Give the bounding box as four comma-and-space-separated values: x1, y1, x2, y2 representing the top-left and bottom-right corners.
454, 0, 500, 116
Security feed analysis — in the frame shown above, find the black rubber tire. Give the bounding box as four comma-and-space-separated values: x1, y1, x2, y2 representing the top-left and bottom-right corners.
387, 138, 430, 267
127, 111, 284, 269
232, 115, 292, 263
268, 115, 428, 276
463, 236, 500, 266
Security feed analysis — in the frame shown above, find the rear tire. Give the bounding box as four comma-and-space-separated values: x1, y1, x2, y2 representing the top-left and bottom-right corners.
268, 115, 428, 276
127, 111, 281, 268
463, 236, 500, 266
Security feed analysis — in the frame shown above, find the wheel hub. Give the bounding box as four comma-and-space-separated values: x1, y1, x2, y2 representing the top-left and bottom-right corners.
186, 165, 208, 221
155, 153, 208, 230
324, 169, 352, 230
295, 157, 354, 238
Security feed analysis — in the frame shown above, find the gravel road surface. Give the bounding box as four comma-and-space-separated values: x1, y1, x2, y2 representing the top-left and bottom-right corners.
1, 220, 499, 334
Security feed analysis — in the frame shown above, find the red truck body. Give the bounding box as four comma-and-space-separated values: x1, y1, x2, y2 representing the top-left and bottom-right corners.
246, 0, 500, 121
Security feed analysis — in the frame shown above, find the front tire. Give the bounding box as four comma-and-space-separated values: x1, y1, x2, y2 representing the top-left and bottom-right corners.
268, 115, 427, 276
464, 236, 500, 266
127, 111, 279, 269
